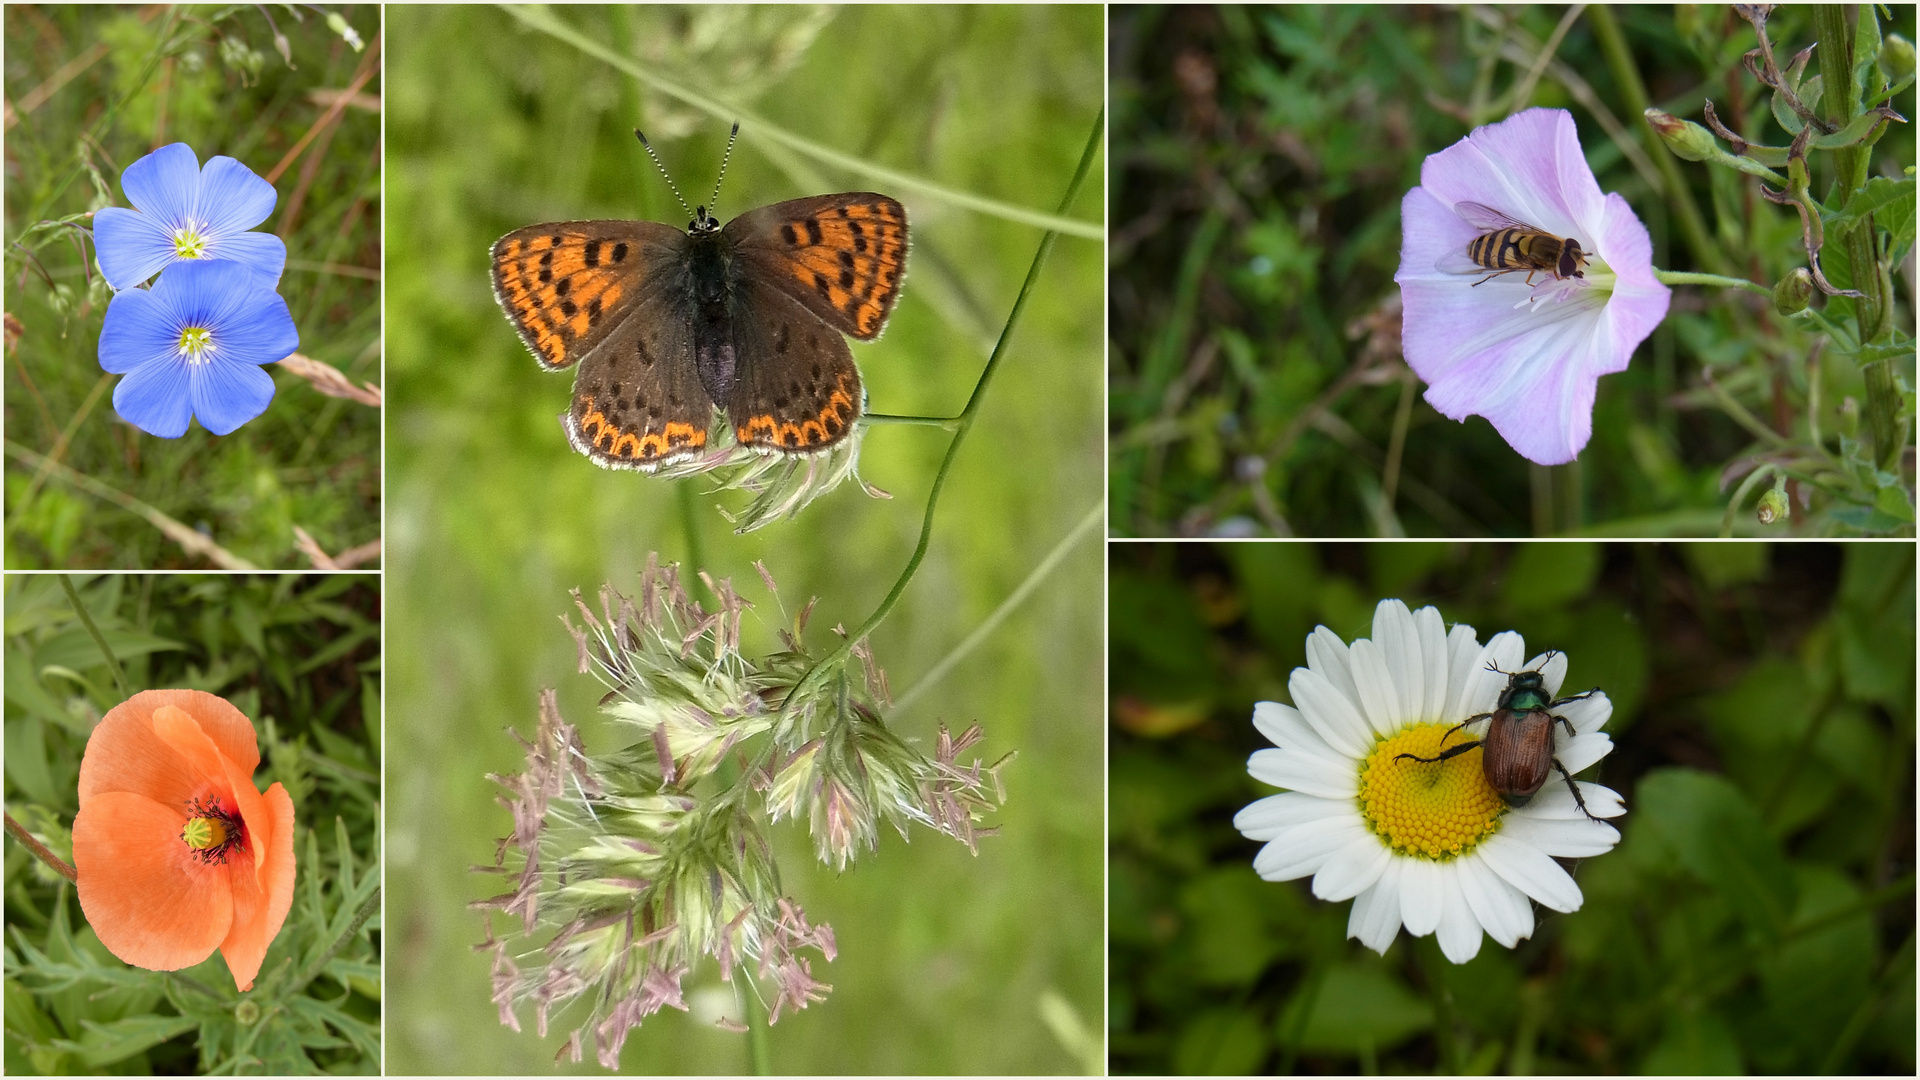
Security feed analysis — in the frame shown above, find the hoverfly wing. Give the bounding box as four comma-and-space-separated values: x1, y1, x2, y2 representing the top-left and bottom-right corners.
1435, 249, 1491, 275
1452, 200, 1546, 235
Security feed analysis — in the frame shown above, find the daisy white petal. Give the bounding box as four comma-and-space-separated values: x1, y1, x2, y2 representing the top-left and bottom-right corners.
1247, 748, 1357, 800
1497, 813, 1620, 858
1252, 700, 1340, 760
1238, 600, 1624, 963
1398, 856, 1443, 936
1477, 832, 1583, 913
1435, 864, 1485, 964
1234, 792, 1350, 840
1348, 862, 1406, 954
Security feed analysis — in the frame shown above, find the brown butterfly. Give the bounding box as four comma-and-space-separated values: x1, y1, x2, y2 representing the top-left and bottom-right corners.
490, 125, 909, 470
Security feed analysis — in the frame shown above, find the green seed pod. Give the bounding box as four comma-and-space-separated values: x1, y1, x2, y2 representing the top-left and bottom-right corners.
1757, 486, 1790, 525
1773, 267, 1814, 315
1881, 34, 1915, 83
1645, 108, 1718, 162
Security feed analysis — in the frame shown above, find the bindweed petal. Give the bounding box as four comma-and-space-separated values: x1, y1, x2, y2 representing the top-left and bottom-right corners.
1395, 108, 1670, 464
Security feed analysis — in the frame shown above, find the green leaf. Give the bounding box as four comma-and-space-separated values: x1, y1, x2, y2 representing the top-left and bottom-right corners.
1174, 1008, 1269, 1074
31, 627, 183, 675
70, 1014, 197, 1067
1636, 768, 1795, 934
1501, 542, 1601, 611
1276, 961, 1433, 1054
1822, 175, 1916, 233
1834, 542, 1916, 703
4, 716, 58, 807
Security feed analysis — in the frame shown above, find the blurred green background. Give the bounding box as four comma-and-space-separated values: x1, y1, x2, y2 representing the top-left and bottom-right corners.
385, 4, 1103, 1075
1109, 541, 1914, 1074
1110, 5, 1916, 537
3, 4, 381, 569
3, 573, 382, 1073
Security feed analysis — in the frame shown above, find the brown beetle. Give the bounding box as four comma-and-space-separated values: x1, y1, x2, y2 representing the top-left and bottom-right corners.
1396, 659, 1606, 824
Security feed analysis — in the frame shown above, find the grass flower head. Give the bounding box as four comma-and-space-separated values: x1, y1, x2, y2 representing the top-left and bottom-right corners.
71, 690, 297, 992
1235, 599, 1623, 963
1395, 107, 1671, 465
476, 557, 1010, 1068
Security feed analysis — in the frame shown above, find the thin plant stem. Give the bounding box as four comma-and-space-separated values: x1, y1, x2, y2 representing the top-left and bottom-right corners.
862, 413, 961, 430
677, 481, 707, 603
1721, 464, 1779, 537
60, 574, 130, 700
4, 811, 78, 883
4, 441, 259, 570
285, 885, 381, 999
893, 499, 1103, 713
1586, 4, 1732, 276
1418, 935, 1462, 1074
745, 979, 771, 1076
782, 107, 1104, 716
1653, 269, 1772, 297
499, 4, 1102, 241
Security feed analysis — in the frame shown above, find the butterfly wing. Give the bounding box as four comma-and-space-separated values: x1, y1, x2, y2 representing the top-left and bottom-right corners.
726, 276, 864, 454
562, 287, 718, 471
490, 220, 685, 371
723, 194, 909, 341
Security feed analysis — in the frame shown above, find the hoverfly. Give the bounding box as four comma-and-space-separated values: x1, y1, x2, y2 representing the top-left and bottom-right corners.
1436, 201, 1590, 288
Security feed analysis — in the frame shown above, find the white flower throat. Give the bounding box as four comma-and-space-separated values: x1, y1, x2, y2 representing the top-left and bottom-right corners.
176, 326, 215, 364
171, 220, 209, 259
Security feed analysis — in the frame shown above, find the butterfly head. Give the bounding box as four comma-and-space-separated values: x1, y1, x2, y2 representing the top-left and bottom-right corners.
689, 206, 721, 235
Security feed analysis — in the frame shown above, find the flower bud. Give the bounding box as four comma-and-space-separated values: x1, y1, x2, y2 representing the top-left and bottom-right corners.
1881, 34, 1915, 83
1773, 267, 1814, 315
1645, 108, 1719, 161
1757, 485, 1790, 525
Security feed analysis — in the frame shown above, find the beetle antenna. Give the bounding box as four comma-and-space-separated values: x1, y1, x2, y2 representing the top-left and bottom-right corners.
634, 129, 695, 222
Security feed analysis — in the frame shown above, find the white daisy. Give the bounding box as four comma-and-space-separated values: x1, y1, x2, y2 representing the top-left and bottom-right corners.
1234, 598, 1625, 963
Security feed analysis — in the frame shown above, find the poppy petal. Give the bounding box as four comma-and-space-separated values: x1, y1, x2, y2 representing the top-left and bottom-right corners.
219, 782, 297, 992
74, 790, 234, 972
81, 691, 262, 804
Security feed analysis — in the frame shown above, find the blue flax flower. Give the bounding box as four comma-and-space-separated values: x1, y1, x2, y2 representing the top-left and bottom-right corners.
98, 259, 298, 437
93, 143, 287, 291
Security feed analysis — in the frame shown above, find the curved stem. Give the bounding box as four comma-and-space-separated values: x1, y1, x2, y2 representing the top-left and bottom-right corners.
4, 811, 78, 883
1721, 464, 1779, 537
284, 885, 381, 999
782, 106, 1104, 716
861, 412, 961, 430
1653, 269, 1772, 297
60, 574, 129, 700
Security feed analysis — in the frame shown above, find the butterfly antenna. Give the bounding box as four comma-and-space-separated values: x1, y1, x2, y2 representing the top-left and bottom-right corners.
707, 121, 741, 215
634, 129, 695, 221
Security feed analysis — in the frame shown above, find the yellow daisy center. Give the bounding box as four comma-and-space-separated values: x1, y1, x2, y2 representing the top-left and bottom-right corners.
1358, 721, 1507, 860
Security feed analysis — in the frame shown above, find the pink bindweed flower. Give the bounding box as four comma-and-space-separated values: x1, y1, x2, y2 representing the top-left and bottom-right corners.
1395, 108, 1670, 465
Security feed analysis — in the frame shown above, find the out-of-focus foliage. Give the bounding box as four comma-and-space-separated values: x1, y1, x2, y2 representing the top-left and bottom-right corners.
3, 5, 381, 568
385, 4, 1104, 1075
3, 573, 382, 1074
1110, 5, 1916, 537
1109, 542, 1914, 1075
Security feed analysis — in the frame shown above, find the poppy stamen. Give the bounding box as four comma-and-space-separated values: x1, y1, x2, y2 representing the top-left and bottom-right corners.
181, 795, 245, 865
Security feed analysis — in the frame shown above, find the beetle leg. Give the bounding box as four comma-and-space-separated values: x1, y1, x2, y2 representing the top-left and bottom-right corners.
1439, 713, 1493, 747
1551, 756, 1606, 824
1395, 740, 1482, 765
1549, 686, 1602, 708
1549, 712, 1578, 741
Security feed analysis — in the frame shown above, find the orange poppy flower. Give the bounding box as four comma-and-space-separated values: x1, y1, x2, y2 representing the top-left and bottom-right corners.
72, 689, 296, 992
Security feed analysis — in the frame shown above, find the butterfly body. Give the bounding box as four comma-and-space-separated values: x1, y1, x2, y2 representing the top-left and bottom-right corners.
491, 192, 908, 470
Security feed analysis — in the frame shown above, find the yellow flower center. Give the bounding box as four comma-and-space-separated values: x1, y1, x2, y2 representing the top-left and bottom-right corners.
177, 326, 214, 363
181, 815, 228, 850
172, 223, 208, 258
1358, 721, 1507, 860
